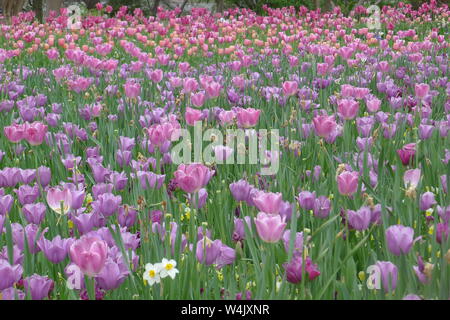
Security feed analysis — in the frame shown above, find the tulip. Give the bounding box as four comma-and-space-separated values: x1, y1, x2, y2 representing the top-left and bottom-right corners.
38, 235, 73, 264
403, 168, 421, 189
196, 237, 222, 265
385, 225, 414, 256
337, 99, 359, 120
185, 107, 203, 126
414, 83, 429, 100
95, 259, 129, 291
297, 191, 316, 211
236, 108, 260, 128
69, 236, 108, 277
254, 212, 286, 243
191, 92, 206, 107
215, 243, 236, 269
23, 274, 53, 300
419, 192, 437, 211
313, 196, 332, 219
347, 206, 372, 231
337, 171, 359, 196
397, 143, 416, 166
312, 115, 337, 138
123, 81, 141, 99
282, 81, 298, 96
283, 256, 320, 284
229, 179, 252, 203
96, 193, 121, 217
252, 191, 283, 214
0, 259, 23, 290
24, 122, 48, 146
375, 261, 398, 292
282, 230, 303, 257
46, 187, 72, 215
22, 203, 46, 225
3, 123, 25, 143
174, 163, 214, 194
0, 194, 14, 216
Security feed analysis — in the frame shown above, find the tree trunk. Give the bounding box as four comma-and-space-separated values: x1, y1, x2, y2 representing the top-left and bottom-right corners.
32, 0, 43, 22
151, 0, 160, 16
216, 0, 224, 13
47, 0, 63, 16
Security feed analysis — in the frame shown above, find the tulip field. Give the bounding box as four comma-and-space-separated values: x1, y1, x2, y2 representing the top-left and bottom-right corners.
0, 1, 449, 301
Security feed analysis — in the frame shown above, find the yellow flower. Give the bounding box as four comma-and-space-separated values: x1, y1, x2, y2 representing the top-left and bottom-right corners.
358, 271, 366, 282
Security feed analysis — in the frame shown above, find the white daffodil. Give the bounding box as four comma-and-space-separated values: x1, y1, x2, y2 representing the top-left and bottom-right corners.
143, 263, 162, 286
159, 258, 179, 279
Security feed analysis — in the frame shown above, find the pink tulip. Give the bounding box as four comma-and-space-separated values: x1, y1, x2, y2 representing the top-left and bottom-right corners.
236, 108, 260, 128
191, 92, 206, 107
46, 187, 72, 215
123, 81, 141, 99
252, 191, 283, 214
312, 115, 337, 138
69, 236, 108, 277
185, 107, 203, 126
337, 171, 359, 196
24, 122, 48, 146
254, 212, 286, 243
397, 143, 416, 166
205, 82, 221, 98
414, 83, 429, 100
366, 98, 381, 113
174, 163, 214, 194
150, 69, 163, 83
404, 169, 421, 189
282, 81, 298, 97
218, 110, 235, 126
3, 123, 25, 143
337, 99, 359, 120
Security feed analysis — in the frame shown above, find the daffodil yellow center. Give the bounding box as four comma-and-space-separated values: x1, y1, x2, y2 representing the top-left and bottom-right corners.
149, 270, 156, 278
165, 263, 173, 270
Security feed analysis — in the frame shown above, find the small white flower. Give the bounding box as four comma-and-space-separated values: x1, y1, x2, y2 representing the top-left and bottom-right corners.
159, 258, 179, 279
143, 263, 162, 286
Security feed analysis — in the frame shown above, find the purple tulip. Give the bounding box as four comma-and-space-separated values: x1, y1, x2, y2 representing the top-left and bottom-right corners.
96, 193, 121, 216
437, 205, 450, 223
38, 235, 73, 264
375, 261, 398, 292
313, 196, 332, 219
15, 184, 40, 205
215, 243, 236, 269
12, 223, 46, 254
0, 194, 14, 216
436, 223, 449, 244
95, 259, 129, 291
232, 216, 251, 242
297, 191, 316, 211
282, 230, 303, 257
196, 237, 222, 265
385, 225, 414, 256
92, 183, 114, 200
23, 274, 53, 300
1, 287, 25, 300
117, 205, 138, 228
0, 259, 23, 290
419, 192, 437, 211
22, 203, 46, 225
283, 256, 320, 284
109, 172, 128, 191
254, 212, 286, 243
187, 188, 208, 209
252, 191, 283, 214
37, 166, 51, 187
347, 206, 372, 231
72, 212, 95, 234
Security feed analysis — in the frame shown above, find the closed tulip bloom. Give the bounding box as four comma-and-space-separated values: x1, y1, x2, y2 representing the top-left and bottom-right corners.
337, 99, 359, 120
46, 187, 72, 214
96, 259, 129, 291
418, 124, 434, 140
71, 212, 95, 235
347, 206, 372, 231
437, 205, 450, 223
236, 108, 260, 128
16, 184, 40, 205
419, 192, 437, 211
0, 194, 14, 216
0, 259, 23, 290
196, 237, 222, 265
375, 261, 398, 292
254, 212, 286, 243
252, 191, 283, 214
414, 83, 429, 100
123, 81, 141, 99
12, 223, 45, 254
24, 122, 48, 146
366, 98, 381, 113
22, 203, 46, 225
174, 163, 214, 194
337, 171, 359, 196
3, 123, 25, 143
69, 236, 108, 277
282, 81, 298, 96
185, 107, 203, 126
436, 223, 449, 244
297, 191, 316, 211
191, 92, 206, 107
385, 225, 414, 256
205, 82, 221, 98
282, 230, 303, 257
38, 235, 73, 264
215, 244, 236, 269
397, 143, 416, 166
187, 188, 208, 209
37, 166, 51, 187
312, 115, 337, 138
229, 179, 252, 203
117, 205, 138, 228
283, 256, 320, 284
23, 274, 53, 300
232, 216, 252, 242
96, 193, 121, 216
313, 196, 332, 218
